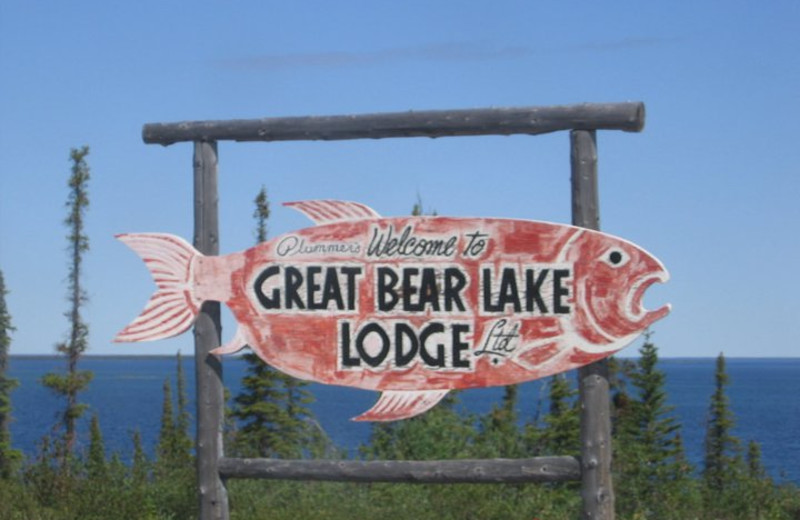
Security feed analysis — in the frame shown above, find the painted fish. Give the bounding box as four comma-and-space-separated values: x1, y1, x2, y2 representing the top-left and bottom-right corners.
115, 200, 670, 421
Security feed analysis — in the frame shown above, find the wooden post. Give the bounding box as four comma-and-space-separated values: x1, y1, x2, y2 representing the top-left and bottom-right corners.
571, 129, 615, 519
193, 141, 229, 520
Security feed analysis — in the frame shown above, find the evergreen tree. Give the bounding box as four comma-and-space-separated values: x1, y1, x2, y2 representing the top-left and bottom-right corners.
156, 354, 193, 470
478, 384, 522, 458
232, 186, 319, 458
173, 351, 192, 465
362, 392, 474, 460
608, 356, 636, 434
41, 146, 94, 456
625, 334, 683, 473
157, 378, 175, 466
539, 374, 579, 455
86, 415, 106, 480
0, 270, 21, 477
703, 352, 740, 492
614, 334, 689, 517
746, 440, 765, 480
130, 430, 148, 484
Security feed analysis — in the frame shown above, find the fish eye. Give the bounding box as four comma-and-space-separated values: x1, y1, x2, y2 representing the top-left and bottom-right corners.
601, 248, 629, 268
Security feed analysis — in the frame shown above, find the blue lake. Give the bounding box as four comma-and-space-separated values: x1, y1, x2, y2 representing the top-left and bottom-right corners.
6, 356, 799, 483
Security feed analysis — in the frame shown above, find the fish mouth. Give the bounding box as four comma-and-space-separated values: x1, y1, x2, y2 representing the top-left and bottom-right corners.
625, 270, 671, 326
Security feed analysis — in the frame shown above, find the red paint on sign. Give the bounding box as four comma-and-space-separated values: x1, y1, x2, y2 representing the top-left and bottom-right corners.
115, 200, 670, 421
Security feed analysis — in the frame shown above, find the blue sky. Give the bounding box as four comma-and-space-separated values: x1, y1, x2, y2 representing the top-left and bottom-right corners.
1, 1, 798, 357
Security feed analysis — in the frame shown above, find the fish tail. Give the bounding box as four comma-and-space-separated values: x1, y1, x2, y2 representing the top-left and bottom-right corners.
114, 233, 202, 343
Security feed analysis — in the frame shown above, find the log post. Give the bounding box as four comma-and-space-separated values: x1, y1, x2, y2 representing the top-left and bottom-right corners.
193, 141, 229, 520
571, 129, 615, 519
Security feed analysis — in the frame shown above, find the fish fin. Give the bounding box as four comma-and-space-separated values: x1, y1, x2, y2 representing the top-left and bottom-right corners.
352, 390, 449, 422
211, 326, 249, 356
284, 200, 381, 225
114, 233, 202, 343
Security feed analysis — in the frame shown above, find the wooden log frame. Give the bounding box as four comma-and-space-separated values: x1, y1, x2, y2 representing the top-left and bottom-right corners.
145, 102, 643, 145
157, 102, 645, 520
219, 456, 581, 483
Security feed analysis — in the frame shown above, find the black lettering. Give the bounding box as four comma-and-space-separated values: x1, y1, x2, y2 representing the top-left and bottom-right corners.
366, 227, 385, 256
525, 268, 549, 313
553, 269, 571, 314
394, 323, 419, 367
284, 267, 305, 309
419, 322, 446, 368
321, 267, 345, 310
402, 267, 420, 311
340, 322, 360, 367
377, 267, 398, 312
254, 265, 281, 309
483, 268, 498, 312
355, 323, 390, 368
306, 266, 323, 310
341, 266, 362, 311
497, 268, 521, 312
418, 268, 440, 311
451, 324, 470, 368
443, 268, 466, 311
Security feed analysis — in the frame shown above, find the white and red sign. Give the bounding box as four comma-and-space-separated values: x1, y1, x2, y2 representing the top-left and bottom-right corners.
115, 200, 670, 421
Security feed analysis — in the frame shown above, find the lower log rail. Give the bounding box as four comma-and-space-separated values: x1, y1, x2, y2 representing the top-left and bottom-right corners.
218, 456, 581, 484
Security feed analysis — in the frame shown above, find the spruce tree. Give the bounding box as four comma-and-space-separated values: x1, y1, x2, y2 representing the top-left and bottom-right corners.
0, 270, 21, 477
130, 430, 148, 484
41, 146, 94, 457
173, 351, 192, 465
156, 354, 193, 469
703, 352, 739, 492
539, 374, 579, 455
626, 334, 683, 473
86, 414, 106, 480
614, 334, 688, 516
746, 440, 765, 480
157, 378, 175, 466
478, 384, 522, 458
232, 186, 318, 458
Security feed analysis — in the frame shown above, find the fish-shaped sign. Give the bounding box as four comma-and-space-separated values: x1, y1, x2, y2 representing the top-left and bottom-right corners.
115, 200, 670, 421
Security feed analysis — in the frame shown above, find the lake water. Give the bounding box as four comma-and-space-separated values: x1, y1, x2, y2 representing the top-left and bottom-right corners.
6, 356, 799, 483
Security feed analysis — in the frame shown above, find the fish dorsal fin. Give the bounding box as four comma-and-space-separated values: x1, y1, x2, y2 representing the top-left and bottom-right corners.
353, 390, 449, 422
284, 200, 381, 225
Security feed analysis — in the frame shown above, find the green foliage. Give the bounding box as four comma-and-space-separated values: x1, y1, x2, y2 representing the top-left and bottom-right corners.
86, 415, 106, 481
41, 146, 94, 456
156, 354, 192, 472
477, 385, 524, 458
1, 347, 799, 519
703, 352, 740, 493
253, 184, 270, 243
613, 335, 692, 518
534, 374, 579, 456
173, 352, 192, 464
0, 270, 21, 478
361, 392, 475, 461
232, 186, 323, 458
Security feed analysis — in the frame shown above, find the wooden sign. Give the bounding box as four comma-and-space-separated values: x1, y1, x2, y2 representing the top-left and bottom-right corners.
115, 200, 670, 421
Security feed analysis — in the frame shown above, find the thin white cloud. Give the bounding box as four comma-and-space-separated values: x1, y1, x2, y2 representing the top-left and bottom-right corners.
218, 42, 533, 71
218, 37, 676, 71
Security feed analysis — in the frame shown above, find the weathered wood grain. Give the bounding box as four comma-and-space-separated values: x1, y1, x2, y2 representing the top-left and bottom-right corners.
193, 141, 229, 520
218, 456, 581, 483
571, 129, 615, 520
143, 102, 644, 145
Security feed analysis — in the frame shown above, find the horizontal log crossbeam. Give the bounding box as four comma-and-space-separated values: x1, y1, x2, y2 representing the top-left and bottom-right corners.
218, 456, 581, 484
143, 102, 644, 145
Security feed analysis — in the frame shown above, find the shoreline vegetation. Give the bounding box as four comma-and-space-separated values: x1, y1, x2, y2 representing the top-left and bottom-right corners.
0, 350, 798, 519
